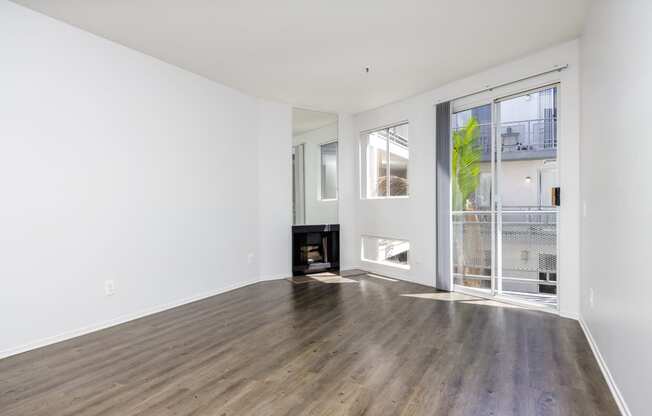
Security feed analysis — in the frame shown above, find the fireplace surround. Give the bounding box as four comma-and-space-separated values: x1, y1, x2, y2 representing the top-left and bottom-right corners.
292, 224, 339, 276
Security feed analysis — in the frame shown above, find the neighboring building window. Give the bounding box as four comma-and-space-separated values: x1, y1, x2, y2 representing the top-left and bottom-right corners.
320, 141, 338, 200
361, 235, 410, 269
360, 123, 409, 198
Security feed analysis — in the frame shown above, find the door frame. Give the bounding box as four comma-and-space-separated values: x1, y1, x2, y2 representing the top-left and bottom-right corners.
449, 82, 562, 313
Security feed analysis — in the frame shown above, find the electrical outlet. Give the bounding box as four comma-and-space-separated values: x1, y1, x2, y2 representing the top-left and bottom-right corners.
589, 288, 594, 308
104, 280, 115, 296
247, 253, 255, 265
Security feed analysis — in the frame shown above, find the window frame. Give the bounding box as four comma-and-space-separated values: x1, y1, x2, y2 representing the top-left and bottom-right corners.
360, 234, 411, 270
359, 121, 410, 200
449, 82, 562, 310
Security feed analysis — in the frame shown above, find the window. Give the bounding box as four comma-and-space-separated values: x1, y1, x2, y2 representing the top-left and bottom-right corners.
360, 123, 409, 198
361, 235, 410, 268
320, 141, 338, 200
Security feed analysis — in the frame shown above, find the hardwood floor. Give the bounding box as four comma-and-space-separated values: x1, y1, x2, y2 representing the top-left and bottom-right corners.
0, 273, 620, 416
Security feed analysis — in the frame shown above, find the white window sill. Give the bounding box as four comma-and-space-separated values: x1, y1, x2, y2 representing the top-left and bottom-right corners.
361, 195, 410, 201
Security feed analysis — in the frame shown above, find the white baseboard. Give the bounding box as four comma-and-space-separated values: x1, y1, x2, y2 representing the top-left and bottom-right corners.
358, 261, 409, 281
0, 278, 259, 360
579, 318, 631, 416
356, 265, 436, 288
258, 273, 289, 282
560, 310, 580, 320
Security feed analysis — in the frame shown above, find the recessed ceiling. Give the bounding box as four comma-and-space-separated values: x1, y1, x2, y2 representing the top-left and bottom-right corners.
292, 108, 337, 136
12, 0, 591, 113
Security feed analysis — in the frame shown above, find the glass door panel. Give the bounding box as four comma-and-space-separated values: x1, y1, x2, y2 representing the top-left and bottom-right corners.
495, 86, 559, 308
450, 85, 560, 311
452, 212, 492, 290
451, 104, 493, 292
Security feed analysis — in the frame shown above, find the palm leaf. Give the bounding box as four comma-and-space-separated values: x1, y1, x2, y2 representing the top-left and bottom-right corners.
452, 116, 482, 211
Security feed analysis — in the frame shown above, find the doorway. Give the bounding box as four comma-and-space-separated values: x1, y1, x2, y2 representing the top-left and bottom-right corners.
451, 84, 559, 310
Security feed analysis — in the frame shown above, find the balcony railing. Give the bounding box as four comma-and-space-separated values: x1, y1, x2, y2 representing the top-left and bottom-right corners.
454, 118, 557, 159
451, 208, 557, 275
498, 118, 557, 153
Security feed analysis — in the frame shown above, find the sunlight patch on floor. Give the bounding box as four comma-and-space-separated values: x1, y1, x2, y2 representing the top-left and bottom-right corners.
290, 273, 358, 284
400, 292, 523, 309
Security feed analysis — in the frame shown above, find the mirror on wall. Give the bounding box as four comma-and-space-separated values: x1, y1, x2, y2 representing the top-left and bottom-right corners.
292, 108, 338, 225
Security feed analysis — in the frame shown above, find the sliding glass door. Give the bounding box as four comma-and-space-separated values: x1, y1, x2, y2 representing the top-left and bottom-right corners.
495, 87, 559, 307
451, 85, 559, 310
451, 104, 493, 293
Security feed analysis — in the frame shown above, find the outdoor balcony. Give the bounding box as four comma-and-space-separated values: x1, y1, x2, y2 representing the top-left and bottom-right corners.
474, 118, 558, 161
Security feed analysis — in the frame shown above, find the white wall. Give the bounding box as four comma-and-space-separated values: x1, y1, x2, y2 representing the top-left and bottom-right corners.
292, 123, 338, 225
580, 1, 652, 414
258, 100, 292, 280
337, 114, 358, 270
0, 1, 291, 357
351, 41, 581, 318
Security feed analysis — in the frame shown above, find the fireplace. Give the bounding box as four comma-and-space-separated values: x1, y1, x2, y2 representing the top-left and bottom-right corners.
292, 224, 339, 276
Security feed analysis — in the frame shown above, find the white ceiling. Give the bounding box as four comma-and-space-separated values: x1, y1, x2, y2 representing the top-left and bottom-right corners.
292, 108, 337, 136
13, 0, 591, 113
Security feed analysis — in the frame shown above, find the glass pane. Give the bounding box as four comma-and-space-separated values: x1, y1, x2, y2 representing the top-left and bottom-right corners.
361, 236, 409, 268
362, 131, 388, 197
497, 86, 558, 308
497, 88, 557, 161
500, 211, 557, 290
452, 212, 492, 290
388, 124, 409, 196
452, 104, 492, 211
320, 142, 338, 200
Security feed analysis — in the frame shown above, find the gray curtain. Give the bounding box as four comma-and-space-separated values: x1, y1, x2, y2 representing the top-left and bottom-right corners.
435, 102, 452, 291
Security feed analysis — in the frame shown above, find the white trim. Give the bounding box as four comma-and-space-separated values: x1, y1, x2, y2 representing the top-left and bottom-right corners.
578, 318, 631, 416
359, 120, 409, 135
258, 274, 290, 282
362, 195, 410, 201
450, 82, 563, 313
360, 235, 411, 271
318, 138, 338, 146
454, 284, 559, 315
438, 64, 568, 105
0, 278, 259, 360
359, 121, 410, 199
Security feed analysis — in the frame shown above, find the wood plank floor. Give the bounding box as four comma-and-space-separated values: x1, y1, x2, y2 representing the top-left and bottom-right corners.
0, 273, 620, 416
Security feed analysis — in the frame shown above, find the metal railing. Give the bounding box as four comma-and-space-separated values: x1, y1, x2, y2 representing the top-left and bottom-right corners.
454, 118, 557, 155
498, 118, 557, 153
451, 208, 558, 275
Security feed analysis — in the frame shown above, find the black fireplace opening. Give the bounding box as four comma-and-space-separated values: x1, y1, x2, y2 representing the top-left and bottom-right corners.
292, 224, 339, 276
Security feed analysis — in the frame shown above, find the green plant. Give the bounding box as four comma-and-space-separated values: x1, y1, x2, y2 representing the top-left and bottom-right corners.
452, 117, 482, 211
